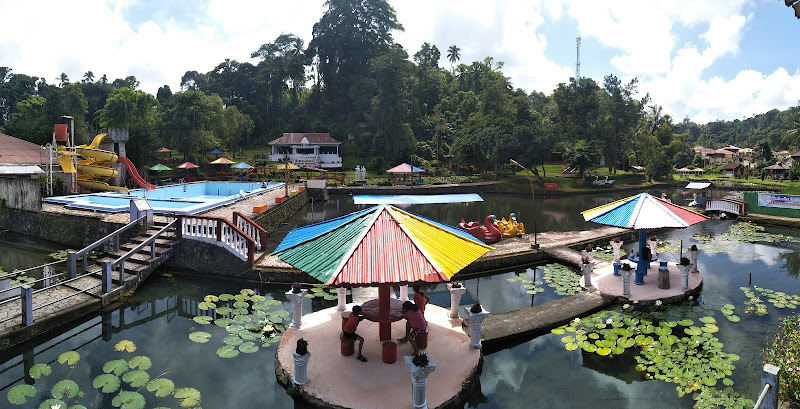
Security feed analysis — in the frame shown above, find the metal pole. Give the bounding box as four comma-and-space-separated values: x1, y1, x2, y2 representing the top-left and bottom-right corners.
510, 159, 538, 249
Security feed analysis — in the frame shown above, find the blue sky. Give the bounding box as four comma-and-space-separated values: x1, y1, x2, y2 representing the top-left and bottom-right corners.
1, 0, 798, 124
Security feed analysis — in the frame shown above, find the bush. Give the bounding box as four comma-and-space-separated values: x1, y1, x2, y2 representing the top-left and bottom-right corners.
764, 314, 800, 403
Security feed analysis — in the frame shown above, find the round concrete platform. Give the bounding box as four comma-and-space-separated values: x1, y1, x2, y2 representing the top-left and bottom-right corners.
275, 304, 481, 409
584, 261, 703, 302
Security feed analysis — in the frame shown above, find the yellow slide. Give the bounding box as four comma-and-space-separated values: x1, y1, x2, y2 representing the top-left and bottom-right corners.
60, 133, 130, 194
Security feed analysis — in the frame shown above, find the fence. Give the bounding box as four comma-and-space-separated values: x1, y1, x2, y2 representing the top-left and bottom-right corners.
67, 215, 148, 278
233, 211, 267, 251
177, 214, 257, 263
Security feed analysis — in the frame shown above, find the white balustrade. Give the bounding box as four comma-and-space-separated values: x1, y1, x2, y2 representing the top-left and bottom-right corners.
181, 217, 253, 262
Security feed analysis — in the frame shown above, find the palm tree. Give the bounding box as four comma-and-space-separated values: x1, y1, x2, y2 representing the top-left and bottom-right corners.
447, 45, 461, 73
644, 104, 663, 135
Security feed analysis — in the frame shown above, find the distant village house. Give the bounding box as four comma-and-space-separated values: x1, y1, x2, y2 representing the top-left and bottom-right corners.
268, 133, 342, 169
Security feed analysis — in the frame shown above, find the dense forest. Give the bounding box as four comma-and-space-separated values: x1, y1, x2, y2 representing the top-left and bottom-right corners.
0, 0, 798, 181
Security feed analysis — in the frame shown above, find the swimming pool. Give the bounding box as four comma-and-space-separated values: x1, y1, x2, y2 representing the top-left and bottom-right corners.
44, 181, 284, 214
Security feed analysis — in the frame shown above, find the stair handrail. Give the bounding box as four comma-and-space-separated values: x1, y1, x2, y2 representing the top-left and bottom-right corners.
233, 211, 267, 251
177, 215, 256, 263
107, 219, 178, 283
68, 215, 147, 278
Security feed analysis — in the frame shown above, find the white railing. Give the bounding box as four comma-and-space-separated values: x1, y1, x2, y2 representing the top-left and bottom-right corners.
178, 215, 256, 263
233, 212, 267, 251
705, 198, 747, 215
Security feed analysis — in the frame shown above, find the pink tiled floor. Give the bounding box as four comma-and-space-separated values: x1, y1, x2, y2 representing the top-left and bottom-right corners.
587, 261, 702, 301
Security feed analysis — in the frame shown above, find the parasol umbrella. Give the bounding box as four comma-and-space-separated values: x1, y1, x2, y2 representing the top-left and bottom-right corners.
149, 163, 172, 177
231, 162, 253, 170
208, 148, 224, 156
275, 162, 300, 170
581, 193, 707, 285
157, 147, 172, 158
176, 161, 199, 178
209, 157, 234, 174
387, 162, 425, 183
272, 204, 493, 340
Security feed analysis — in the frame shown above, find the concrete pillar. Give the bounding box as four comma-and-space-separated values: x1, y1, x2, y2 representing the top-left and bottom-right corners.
580, 248, 597, 263
293, 351, 311, 386
657, 261, 670, 290
610, 240, 623, 263
620, 267, 634, 298
102, 261, 113, 293
678, 264, 691, 291
336, 287, 347, 311
465, 307, 490, 349
648, 238, 658, 257
21, 286, 33, 326
613, 262, 622, 277
286, 289, 308, 328
447, 283, 467, 318
405, 355, 437, 409
67, 251, 78, 279
760, 364, 779, 409
582, 262, 594, 288
399, 285, 409, 302
689, 248, 701, 273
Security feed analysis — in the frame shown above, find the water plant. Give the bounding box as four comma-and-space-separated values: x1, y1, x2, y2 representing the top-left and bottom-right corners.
6, 340, 201, 408
540, 263, 584, 296
764, 314, 800, 403
693, 222, 800, 260
506, 272, 543, 295
304, 284, 351, 300
189, 288, 289, 358
741, 286, 769, 316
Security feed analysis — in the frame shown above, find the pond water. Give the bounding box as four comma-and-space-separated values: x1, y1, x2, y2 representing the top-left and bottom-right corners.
2, 186, 794, 409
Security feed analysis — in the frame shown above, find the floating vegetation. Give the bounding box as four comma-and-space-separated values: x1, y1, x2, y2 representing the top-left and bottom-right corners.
693, 222, 800, 260
9, 274, 35, 288
49, 249, 99, 261
753, 287, 800, 309
740, 287, 770, 316
188, 288, 289, 358
506, 273, 543, 295
6, 340, 201, 408
304, 284, 351, 300
551, 302, 752, 407
541, 263, 584, 296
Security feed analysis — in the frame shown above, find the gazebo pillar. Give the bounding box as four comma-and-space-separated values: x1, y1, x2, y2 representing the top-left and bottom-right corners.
336, 287, 347, 311
635, 231, 648, 285
287, 289, 308, 328
378, 285, 392, 341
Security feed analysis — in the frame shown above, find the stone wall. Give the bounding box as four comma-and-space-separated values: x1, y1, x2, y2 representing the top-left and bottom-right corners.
0, 208, 136, 249
0, 176, 41, 211
253, 189, 309, 231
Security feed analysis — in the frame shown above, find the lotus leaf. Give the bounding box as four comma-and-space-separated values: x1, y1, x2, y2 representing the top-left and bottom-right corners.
684, 326, 702, 336
641, 325, 655, 334
174, 387, 202, 408
611, 346, 625, 355
7, 384, 36, 405
702, 324, 719, 333
215, 318, 233, 327
561, 336, 575, 344
103, 359, 130, 376
551, 327, 565, 335
193, 316, 212, 325
38, 399, 67, 409
111, 390, 145, 409
219, 293, 234, 301
223, 335, 243, 346
233, 301, 249, 309
262, 336, 281, 344
216, 345, 240, 358
726, 315, 740, 322
29, 363, 51, 379
596, 347, 611, 356
93, 373, 121, 394
234, 294, 249, 302
252, 303, 270, 311
699, 316, 716, 324
233, 315, 251, 325
239, 330, 259, 341
204, 295, 219, 302
115, 340, 136, 353
240, 289, 255, 296
233, 308, 249, 316
618, 338, 635, 348
122, 370, 150, 388
51, 379, 80, 399
226, 324, 244, 334
127, 356, 152, 371
583, 344, 597, 353
215, 307, 232, 315
58, 351, 81, 366
146, 378, 175, 398
188, 331, 212, 343
239, 342, 259, 353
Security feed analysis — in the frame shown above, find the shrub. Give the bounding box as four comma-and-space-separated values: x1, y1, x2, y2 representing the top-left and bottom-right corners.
764, 314, 800, 403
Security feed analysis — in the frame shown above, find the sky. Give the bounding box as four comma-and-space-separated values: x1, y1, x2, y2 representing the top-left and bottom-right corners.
1, 0, 799, 124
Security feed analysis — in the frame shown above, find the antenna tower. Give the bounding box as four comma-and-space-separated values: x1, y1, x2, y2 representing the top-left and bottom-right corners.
576, 37, 581, 79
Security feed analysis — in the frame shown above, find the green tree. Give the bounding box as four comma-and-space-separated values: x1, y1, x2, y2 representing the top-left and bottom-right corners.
552, 77, 601, 144
4, 96, 47, 143
599, 75, 647, 173
0, 68, 39, 129
565, 139, 598, 180
447, 45, 460, 73
413, 43, 440, 68
368, 44, 413, 163
161, 91, 224, 160
754, 139, 773, 164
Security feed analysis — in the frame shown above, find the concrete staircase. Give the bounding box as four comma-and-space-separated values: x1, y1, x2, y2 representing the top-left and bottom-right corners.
94, 220, 178, 284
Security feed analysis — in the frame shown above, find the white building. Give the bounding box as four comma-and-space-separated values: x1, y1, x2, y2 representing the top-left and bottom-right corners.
268, 133, 342, 169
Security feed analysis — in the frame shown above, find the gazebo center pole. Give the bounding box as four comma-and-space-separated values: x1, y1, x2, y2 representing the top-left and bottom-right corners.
635, 230, 648, 285
378, 285, 392, 341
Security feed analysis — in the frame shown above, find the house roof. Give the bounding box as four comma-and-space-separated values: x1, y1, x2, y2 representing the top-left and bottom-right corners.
721, 145, 741, 152
723, 163, 743, 170
773, 150, 790, 156
0, 134, 48, 165
268, 133, 340, 145
676, 167, 693, 172
765, 163, 790, 170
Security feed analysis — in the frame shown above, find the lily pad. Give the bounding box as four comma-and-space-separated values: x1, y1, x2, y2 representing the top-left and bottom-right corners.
51, 379, 80, 399
174, 387, 202, 408
193, 316, 213, 325
93, 374, 121, 394
216, 345, 240, 358
115, 340, 137, 353
111, 390, 145, 409
146, 378, 175, 398
239, 342, 259, 353
127, 356, 152, 371
103, 359, 129, 376
122, 370, 150, 388
188, 331, 212, 343
57, 351, 81, 366
29, 363, 51, 379
7, 384, 36, 405
726, 315, 741, 322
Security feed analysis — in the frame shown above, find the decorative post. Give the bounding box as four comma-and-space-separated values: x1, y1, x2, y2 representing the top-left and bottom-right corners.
287, 283, 308, 328
293, 338, 310, 386
580, 246, 597, 263
648, 235, 659, 257
620, 264, 634, 298
582, 261, 594, 288
760, 364, 780, 409
610, 238, 623, 262
689, 245, 701, 273
657, 261, 670, 290
465, 303, 489, 349
405, 354, 437, 409
399, 284, 410, 302
336, 287, 347, 311
447, 282, 466, 318
613, 262, 622, 277
678, 257, 691, 292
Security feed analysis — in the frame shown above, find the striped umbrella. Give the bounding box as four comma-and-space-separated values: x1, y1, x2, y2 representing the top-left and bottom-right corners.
273, 205, 492, 339
581, 192, 707, 284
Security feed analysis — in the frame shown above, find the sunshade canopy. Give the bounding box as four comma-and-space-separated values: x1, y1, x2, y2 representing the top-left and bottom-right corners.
686, 182, 713, 190
386, 163, 425, 173
273, 205, 492, 286
209, 157, 234, 165
353, 193, 484, 205
581, 192, 707, 230
231, 162, 254, 169
157, 147, 172, 153
208, 148, 224, 155
176, 162, 199, 169
275, 162, 300, 170
149, 163, 172, 171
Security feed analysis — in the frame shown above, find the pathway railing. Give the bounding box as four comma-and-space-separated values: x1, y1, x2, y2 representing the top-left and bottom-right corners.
101, 219, 178, 291
233, 211, 267, 251
704, 198, 748, 216
177, 215, 256, 263
67, 215, 147, 278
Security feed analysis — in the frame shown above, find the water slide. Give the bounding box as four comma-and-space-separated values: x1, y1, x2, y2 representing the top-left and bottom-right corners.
117, 157, 156, 191
70, 133, 129, 194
